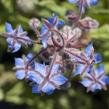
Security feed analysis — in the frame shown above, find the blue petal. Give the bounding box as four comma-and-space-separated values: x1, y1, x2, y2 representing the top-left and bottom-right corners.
18, 25, 23, 33
91, 83, 102, 92
35, 63, 46, 77
40, 25, 47, 34
102, 75, 109, 85
56, 20, 65, 28
94, 53, 102, 64
16, 70, 25, 80
42, 82, 55, 95
40, 26, 50, 48
51, 74, 68, 85
86, 65, 93, 74
95, 64, 104, 76
51, 64, 60, 74
5, 22, 13, 32
41, 31, 51, 48
28, 71, 43, 84
12, 42, 21, 53
81, 79, 92, 87
32, 85, 41, 94
85, 43, 93, 57
48, 14, 57, 25
80, 5, 85, 14
90, 0, 98, 6
73, 64, 85, 76
27, 53, 33, 60
7, 37, 13, 44
7, 37, 21, 53
15, 58, 24, 67
68, 0, 77, 4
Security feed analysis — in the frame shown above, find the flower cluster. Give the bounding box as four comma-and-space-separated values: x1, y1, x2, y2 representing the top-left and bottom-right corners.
0, 0, 109, 95
14, 53, 67, 94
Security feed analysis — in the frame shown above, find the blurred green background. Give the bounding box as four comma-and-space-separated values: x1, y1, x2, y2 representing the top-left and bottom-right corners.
0, 0, 109, 109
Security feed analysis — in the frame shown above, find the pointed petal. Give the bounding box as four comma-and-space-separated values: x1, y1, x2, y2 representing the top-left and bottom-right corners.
6, 37, 13, 44
42, 82, 55, 95
35, 63, 46, 77
86, 65, 93, 74
85, 43, 94, 57
16, 70, 25, 80
40, 25, 47, 34
5, 22, 13, 32
15, 58, 25, 68
7, 37, 21, 53
68, 0, 77, 4
73, 64, 85, 76
51, 64, 60, 74
95, 64, 104, 76
32, 85, 41, 94
94, 53, 102, 64
51, 74, 68, 85
90, 0, 98, 6
102, 75, 109, 84
48, 15, 57, 24
12, 42, 21, 53
56, 20, 65, 28
81, 79, 92, 87
28, 71, 43, 84
91, 83, 102, 92
27, 53, 33, 60
16, 25, 23, 33
19, 25, 23, 33
80, 5, 85, 13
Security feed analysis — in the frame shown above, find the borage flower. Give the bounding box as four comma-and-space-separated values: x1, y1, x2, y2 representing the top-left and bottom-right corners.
68, 0, 98, 13
2, 23, 31, 53
29, 63, 68, 95
81, 64, 109, 92
73, 43, 102, 76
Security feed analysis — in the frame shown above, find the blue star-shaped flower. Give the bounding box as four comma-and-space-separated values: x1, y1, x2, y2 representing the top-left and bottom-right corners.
68, 0, 98, 13
2, 22, 31, 53
39, 14, 64, 48
28, 63, 68, 95
81, 64, 109, 92
14, 53, 35, 80
73, 43, 102, 76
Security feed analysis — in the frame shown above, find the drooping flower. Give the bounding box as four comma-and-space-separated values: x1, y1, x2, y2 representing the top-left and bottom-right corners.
28, 63, 68, 94
81, 64, 109, 92
2, 22, 31, 53
14, 53, 35, 80
68, 0, 98, 13
59, 26, 84, 66
29, 18, 40, 33
78, 17, 99, 31
39, 14, 65, 48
